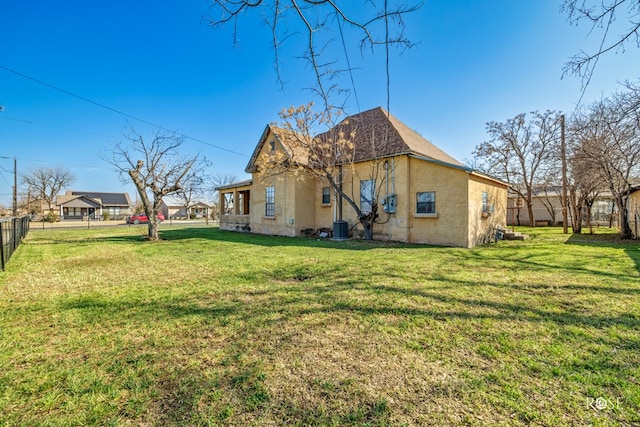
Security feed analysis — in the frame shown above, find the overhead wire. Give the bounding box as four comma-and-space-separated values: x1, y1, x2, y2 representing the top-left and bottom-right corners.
0, 64, 250, 158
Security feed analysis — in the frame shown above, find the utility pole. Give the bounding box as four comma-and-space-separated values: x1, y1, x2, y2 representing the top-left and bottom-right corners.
560, 114, 568, 234
13, 157, 17, 217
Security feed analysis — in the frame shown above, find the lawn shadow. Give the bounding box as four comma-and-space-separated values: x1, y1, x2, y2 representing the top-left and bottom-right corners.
158, 227, 434, 251
565, 232, 640, 274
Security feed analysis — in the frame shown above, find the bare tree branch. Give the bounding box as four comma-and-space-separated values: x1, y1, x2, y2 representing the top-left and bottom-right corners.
562, 0, 640, 93
207, 0, 421, 110
103, 127, 207, 240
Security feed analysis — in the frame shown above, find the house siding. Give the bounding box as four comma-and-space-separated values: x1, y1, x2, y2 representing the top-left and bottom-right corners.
406, 157, 470, 247
219, 114, 509, 248
629, 190, 640, 238
467, 174, 508, 247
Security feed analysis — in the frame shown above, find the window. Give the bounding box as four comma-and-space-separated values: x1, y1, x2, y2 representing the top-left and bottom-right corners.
265, 186, 275, 216
417, 192, 435, 214
223, 193, 234, 214
321, 187, 331, 204
360, 179, 375, 214
269, 140, 276, 152
482, 191, 489, 212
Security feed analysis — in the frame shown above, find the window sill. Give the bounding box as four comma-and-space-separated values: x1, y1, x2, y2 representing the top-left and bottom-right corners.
321, 203, 332, 207
414, 213, 439, 219
263, 216, 276, 220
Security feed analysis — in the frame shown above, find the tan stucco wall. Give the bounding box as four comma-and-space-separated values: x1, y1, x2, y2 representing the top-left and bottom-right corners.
629, 190, 640, 238
467, 174, 508, 247
248, 130, 306, 237
403, 157, 471, 246
250, 173, 294, 237
241, 132, 508, 247
326, 156, 506, 247
314, 179, 335, 230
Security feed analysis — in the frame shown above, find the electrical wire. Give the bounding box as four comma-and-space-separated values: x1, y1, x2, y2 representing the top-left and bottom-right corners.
0, 65, 250, 158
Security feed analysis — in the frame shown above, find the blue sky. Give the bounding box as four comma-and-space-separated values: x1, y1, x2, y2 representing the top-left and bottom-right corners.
0, 1, 637, 207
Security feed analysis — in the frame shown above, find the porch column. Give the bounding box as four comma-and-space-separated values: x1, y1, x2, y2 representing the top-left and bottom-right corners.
234, 189, 239, 215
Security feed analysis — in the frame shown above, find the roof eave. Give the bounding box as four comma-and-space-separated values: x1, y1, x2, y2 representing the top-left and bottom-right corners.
408, 153, 472, 172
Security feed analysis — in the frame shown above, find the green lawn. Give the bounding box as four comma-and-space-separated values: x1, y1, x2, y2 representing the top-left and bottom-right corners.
1, 225, 639, 426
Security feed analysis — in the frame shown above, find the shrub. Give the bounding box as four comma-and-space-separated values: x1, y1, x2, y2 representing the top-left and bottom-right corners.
44, 212, 59, 223
102, 212, 110, 221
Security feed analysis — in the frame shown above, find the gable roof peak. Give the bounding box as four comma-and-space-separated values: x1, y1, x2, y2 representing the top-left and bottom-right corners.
322, 107, 462, 166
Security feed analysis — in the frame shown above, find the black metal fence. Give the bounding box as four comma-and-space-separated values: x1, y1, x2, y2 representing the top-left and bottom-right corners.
0, 216, 30, 271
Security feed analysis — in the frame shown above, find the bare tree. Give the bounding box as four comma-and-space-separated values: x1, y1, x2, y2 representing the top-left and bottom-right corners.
210, 173, 238, 218
564, 123, 607, 234
562, 0, 640, 89
175, 166, 211, 219
206, 1, 420, 109
571, 89, 640, 238
256, 103, 389, 240
473, 110, 563, 227
21, 166, 75, 214
104, 127, 206, 241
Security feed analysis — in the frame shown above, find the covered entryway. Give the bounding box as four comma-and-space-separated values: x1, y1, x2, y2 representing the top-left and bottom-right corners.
58, 195, 102, 220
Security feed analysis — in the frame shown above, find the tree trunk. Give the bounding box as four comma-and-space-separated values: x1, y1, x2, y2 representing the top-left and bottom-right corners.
361, 220, 374, 240
147, 217, 160, 241
617, 195, 632, 239
359, 202, 378, 241
527, 200, 536, 227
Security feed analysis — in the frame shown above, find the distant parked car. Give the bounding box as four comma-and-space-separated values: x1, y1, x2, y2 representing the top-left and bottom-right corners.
126, 212, 165, 224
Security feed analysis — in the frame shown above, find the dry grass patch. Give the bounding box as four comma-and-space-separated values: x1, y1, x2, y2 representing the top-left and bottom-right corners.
1, 226, 639, 425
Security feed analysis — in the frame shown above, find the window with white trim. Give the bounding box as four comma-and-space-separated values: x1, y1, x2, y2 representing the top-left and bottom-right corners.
416, 192, 435, 214
360, 179, 375, 214
321, 187, 331, 204
265, 186, 275, 217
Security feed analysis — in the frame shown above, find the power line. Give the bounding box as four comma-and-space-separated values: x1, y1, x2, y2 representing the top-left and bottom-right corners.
0, 64, 250, 158
0, 115, 116, 139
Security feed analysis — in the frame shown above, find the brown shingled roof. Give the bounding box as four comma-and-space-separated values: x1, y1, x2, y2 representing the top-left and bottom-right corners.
246, 107, 463, 172
316, 107, 462, 166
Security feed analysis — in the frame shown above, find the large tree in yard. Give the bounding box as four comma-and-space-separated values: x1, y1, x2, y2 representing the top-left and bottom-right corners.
257, 103, 390, 240
570, 88, 640, 239
473, 110, 563, 227
22, 166, 75, 214
105, 127, 206, 241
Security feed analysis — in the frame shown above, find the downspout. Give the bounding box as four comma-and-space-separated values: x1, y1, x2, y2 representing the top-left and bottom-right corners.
338, 165, 343, 221
406, 156, 411, 242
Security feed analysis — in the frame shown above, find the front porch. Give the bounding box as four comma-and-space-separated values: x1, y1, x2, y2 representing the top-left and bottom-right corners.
217, 179, 252, 232
58, 195, 102, 220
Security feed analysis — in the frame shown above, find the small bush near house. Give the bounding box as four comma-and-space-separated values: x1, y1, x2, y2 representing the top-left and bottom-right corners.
102, 212, 110, 221
189, 213, 197, 219
44, 212, 58, 223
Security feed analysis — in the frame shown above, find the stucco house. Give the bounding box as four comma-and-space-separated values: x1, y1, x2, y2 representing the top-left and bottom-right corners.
629, 187, 640, 238
218, 107, 508, 247
56, 191, 132, 220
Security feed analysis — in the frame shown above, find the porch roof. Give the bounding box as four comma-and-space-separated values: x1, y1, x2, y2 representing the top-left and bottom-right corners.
216, 179, 253, 191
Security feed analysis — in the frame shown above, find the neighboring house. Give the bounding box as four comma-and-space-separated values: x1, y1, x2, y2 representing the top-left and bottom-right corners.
160, 196, 212, 219
56, 191, 132, 220
218, 107, 508, 248
507, 188, 617, 227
